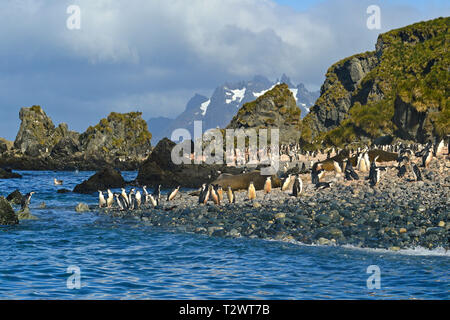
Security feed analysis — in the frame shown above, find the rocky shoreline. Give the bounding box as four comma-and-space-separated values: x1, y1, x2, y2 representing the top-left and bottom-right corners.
90, 158, 449, 251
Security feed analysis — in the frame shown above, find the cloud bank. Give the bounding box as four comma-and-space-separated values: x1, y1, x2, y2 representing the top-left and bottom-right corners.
0, 0, 448, 140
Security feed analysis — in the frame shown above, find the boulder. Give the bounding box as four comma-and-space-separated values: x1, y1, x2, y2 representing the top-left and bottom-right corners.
17, 207, 38, 220
136, 138, 243, 188
73, 167, 126, 194
75, 203, 90, 212
0, 196, 19, 225
6, 189, 23, 204
0, 168, 22, 179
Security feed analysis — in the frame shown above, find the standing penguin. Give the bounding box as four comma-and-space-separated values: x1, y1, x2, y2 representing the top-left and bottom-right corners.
198, 184, 207, 204
148, 194, 158, 207
106, 189, 114, 208
281, 174, 292, 191
98, 191, 106, 208
167, 186, 180, 201
128, 189, 136, 210
217, 185, 224, 202
135, 190, 142, 209
264, 177, 272, 194
210, 185, 220, 205
121, 188, 129, 209
114, 193, 125, 211
311, 163, 324, 185
153, 185, 161, 202
411, 163, 423, 181
227, 186, 235, 204
142, 186, 149, 205
333, 161, 342, 174
248, 182, 256, 200
369, 168, 381, 187
368, 156, 379, 182
292, 175, 303, 197
344, 159, 359, 181
422, 149, 433, 168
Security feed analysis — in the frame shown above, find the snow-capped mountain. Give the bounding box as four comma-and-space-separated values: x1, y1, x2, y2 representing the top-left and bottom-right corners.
148, 75, 319, 144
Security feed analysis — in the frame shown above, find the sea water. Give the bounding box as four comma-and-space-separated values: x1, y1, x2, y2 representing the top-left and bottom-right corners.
0, 171, 448, 299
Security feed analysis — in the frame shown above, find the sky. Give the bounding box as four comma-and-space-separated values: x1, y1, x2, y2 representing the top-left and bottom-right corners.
0, 0, 448, 141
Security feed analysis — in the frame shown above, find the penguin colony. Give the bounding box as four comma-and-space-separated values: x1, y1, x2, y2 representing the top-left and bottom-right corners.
15, 138, 444, 213
92, 138, 447, 211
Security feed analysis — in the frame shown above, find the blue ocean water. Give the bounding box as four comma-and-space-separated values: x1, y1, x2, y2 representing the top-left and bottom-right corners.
0, 171, 448, 300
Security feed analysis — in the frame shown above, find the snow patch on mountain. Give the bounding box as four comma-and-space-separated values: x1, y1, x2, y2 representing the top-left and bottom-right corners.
225, 88, 246, 104
200, 99, 211, 116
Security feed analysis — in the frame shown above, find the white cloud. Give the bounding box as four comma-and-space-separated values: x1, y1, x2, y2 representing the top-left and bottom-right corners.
0, 0, 448, 140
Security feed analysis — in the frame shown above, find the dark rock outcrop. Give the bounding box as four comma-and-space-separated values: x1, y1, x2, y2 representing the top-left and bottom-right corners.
136, 138, 242, 188
1, 107, 153, 171
73, 167, 126, 194
6, 190, 23, 204
0, 196, 19, 225
0, 168, 22, 179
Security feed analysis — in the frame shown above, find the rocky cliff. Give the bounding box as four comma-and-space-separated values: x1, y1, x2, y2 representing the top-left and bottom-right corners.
0, 106, 152, 170
226, 83, 302, 144
301, 17, 449, 147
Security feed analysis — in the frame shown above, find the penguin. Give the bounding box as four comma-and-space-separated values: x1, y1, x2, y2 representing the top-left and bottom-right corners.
135, 190, 142, 209
200, 184, 210, 205
264, 177, 272, 194
148, 194, 158, 207
311, 163, 324, 185
142, 186, 149, 205
198, 184, 207, 204
227, 186, 235, 204
98, 191, 106, 208
217, 185, 224, 202
301, 162, 307, 174
167, 186, 180, 201
357, 153, 367, 172
315, 182, 333, 190
114, 193, 125, 211
54, 178, 63, 185
281, 174, 292, 191
21, 191, 35, 210
153, 185, 161, 202
363, 152, 371, 169
292, 175, 302, 197
412, 163, 423, 181
128, 188, 136, 208
248, 182, 256, 200
435, 139, 444, 156
210, 185, 220, 205
422, 149, 433, 168
397, 164, 407, 178
369, 168, 381, 187
106, 189, 114, 208
368, 156, 379, 182
121, 188, 130, 209
333, 161, 342, 174
128, 189, 136, 210
344, 159, 359, 181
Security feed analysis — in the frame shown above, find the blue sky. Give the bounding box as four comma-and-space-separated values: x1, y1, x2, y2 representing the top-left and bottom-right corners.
0, 0, 448, 141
